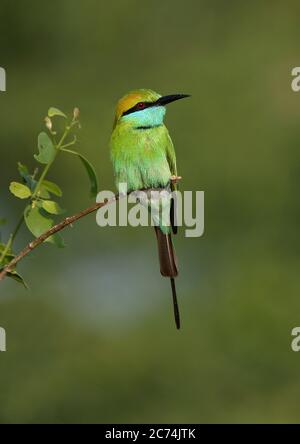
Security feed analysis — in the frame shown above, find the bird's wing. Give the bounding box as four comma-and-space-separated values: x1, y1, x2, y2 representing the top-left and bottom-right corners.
165, 132, 178, 234
165, 133, 177, 179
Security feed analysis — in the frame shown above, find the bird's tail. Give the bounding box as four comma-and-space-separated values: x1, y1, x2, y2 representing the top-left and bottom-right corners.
154, 227, 180, 329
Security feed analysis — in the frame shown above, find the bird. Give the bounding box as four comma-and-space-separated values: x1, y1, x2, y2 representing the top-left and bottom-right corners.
110, 89, 189, 329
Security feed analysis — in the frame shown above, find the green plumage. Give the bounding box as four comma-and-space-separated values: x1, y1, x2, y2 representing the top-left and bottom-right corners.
110, 89, 188, 329
111, 90, 177, 235
111, 111, 177, 192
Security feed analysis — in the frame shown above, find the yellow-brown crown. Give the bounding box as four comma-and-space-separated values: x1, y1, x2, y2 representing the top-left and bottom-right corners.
113, 89, 161, 126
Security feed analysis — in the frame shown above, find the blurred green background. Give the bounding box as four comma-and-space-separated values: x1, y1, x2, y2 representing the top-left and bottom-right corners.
1, 0, 300, 423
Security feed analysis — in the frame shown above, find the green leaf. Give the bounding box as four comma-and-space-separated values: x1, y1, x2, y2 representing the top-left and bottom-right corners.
9, 182, 32, 199
34, 132, 56, 165
48, 107, 67, 118
1, 252, 15, 266
41, 180, 62, 197
0, 243, 14, 256
17, 162, 37, 191
24, 205, 64, 247
0, 243, 15, 266
0, 243, 7, 253
0, 218, 6, 226
42, 200, 65, 215
51, 233, 66, 248
37, 186, 51, 199
61, 149, 98, 197
17, 162, 29, 179
6, 270, 28, 288
24, 205, 53, 238
0, 244, 13, 264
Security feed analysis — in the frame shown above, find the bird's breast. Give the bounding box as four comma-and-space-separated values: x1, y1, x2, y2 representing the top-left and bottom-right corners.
110, 125, 171, 191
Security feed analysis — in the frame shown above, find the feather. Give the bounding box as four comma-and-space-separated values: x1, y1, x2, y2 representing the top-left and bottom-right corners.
154, 227, 180, 329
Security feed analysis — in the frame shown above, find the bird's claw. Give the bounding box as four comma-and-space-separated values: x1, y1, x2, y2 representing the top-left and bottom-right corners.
170, 175, 182, 184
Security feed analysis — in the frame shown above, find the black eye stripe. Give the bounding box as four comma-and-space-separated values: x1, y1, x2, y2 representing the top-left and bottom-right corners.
122, 101, 155, 117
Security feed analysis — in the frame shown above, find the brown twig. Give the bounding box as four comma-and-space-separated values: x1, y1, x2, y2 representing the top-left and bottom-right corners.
0, 181, 180, 283
0, 195, 120, 282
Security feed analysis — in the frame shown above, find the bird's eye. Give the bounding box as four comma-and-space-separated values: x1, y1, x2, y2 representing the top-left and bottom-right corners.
136, 102, 146, 109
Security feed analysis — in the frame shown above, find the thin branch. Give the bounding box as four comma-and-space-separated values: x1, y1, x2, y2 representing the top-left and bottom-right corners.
0, 195, 120, 281
0, 179, 181, 282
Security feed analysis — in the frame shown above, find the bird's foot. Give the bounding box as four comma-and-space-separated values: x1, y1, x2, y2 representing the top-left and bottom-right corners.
170, 175, 182, 184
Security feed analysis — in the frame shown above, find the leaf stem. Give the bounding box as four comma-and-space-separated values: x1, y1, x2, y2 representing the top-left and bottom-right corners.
60, 137, 77, 150
0, 214, 24, 264
1, 119, 77, 265
31, 122, 74, 200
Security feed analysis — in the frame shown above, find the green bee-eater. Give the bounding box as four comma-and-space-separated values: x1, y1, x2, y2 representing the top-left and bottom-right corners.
110, 89, 189, 329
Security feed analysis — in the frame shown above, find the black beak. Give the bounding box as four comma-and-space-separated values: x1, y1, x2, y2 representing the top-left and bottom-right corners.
155, 94, 190, 106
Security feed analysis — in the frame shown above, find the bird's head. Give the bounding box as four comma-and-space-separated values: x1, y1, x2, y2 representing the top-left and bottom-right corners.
113, 89, 189, 129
